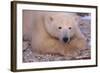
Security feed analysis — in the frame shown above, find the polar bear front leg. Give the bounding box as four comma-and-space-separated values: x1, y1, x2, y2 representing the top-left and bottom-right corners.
74, 27, 87, 50
70, 37, 87, 50
63, 43, 80, 57
33, 38, 68, 56
63, 37, 87, 57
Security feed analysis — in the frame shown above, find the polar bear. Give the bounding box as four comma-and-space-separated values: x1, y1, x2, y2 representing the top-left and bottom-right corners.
23, 11, 87, 57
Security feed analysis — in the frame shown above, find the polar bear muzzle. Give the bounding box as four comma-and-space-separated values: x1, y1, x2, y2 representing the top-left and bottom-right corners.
62, 37, 68, 43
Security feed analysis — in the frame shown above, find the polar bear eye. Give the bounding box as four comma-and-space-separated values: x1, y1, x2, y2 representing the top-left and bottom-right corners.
58, 27, 62, 29
68, 27, 72, 30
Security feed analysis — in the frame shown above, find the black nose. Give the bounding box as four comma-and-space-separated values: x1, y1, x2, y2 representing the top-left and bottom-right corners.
63, 37, 68, 43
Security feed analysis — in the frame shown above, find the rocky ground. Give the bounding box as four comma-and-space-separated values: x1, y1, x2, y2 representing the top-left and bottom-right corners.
23, 15, 91, 63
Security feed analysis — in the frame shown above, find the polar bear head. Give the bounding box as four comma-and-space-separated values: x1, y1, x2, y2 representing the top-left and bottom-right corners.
44, 12, 80, 43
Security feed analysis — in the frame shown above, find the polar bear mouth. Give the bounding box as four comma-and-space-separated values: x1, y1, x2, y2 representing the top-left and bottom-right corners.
54, 36, 74, 44
62, 37, 69, 43
49, 34, 74, 44
62, 36, 75, 44
69, 36, 74, 41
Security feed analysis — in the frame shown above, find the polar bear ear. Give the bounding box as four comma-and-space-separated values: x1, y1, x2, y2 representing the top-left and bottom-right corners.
44, 15, 54, 24
46, 15, 54, 22
75, 14, 83, 26
49, 16, 53, 21
74, 15, 80, 23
